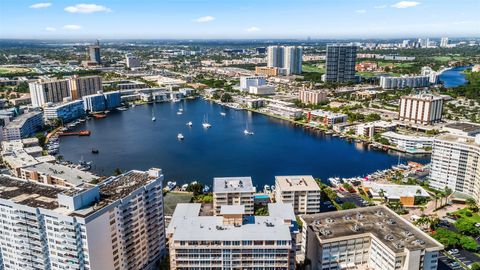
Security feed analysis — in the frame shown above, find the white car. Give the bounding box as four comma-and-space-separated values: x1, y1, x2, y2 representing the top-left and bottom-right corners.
447, 249, 459, 255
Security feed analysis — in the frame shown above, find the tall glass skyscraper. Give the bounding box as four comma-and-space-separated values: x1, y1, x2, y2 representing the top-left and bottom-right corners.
325, 44, 357, 82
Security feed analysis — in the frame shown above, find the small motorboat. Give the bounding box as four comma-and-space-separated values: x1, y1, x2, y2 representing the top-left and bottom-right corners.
91, 149, 99, 154
220, 112, 226, 116
177, 133, 184, 140
244, 129, 254, 135
186, 121, 193, 126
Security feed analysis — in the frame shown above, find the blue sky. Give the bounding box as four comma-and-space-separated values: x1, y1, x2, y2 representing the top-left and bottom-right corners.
1, 0, 479, 39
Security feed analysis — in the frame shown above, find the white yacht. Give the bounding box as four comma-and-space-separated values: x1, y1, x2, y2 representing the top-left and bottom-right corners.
244, 121, 254, 135
186, 121, 193, 126
202, 114, 211, 128
220, 112, 226, 116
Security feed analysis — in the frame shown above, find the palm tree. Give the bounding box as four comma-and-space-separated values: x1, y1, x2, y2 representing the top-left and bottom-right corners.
466, 198, 479, 213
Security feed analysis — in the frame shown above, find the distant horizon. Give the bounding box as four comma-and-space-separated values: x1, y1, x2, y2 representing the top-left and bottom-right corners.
1, 0, 479, 39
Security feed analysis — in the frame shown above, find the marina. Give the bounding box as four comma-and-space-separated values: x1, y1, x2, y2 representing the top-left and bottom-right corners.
58, 98, 429, 186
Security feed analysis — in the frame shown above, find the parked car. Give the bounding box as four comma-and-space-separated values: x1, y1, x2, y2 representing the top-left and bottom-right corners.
447, 249, 459, 255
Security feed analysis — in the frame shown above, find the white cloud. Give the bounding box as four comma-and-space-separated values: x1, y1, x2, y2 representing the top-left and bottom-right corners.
194, 16, 215, 23
391, 1, 420, 8
62, 24, 82, 30
355, 9, 367, 13
374, 5, 387, 9
29, 3, 51, 9
64, 4, 112, 14
245, 26, 261, 32
45, 27, 56, 32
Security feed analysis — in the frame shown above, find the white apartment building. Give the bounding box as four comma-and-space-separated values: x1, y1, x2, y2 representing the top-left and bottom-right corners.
249, 85, 275, 95
299, 90, 328, 105
284, 46, 303, 75
398, 94, 443, 125
355, 121, 397, 139
275, 175, 321, 214
0, 168, 166, 270
440, 37, 449, 48
167, 203, 297, 270
2, 111, 44, 141
420, 67, 439, 84
239, 76, 266, 91
267, 46, 303, 75
379, 76, 431, 89
300, 206, 443, 270
429, 134, 480, 203
381, 131, 433, 153
213, 176, 255, 215
310, 110, 348, 125
29, 79, 70, 107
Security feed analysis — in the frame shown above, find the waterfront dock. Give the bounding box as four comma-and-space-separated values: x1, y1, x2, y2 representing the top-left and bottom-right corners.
58, 130, 91, 137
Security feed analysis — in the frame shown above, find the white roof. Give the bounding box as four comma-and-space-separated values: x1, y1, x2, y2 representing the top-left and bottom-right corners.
275, 175, 320, 192
213, 177, 255, 193
363, 182, 430, 199
220, 205, 245, 215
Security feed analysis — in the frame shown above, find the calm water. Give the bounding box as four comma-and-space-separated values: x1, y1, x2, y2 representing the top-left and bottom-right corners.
59, 99, 429, 187
439, 66, 470, 88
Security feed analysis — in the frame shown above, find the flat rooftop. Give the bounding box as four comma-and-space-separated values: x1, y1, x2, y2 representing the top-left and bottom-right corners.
0, 170, 161, 218
363, 182, 430, 199
435, 133, 480, 147
301, 206, 442, 252
213, 176, 255, 193
168, 203, 292, 242
275, 175, 320, 192
0, 176, 65, 210
444, 122, 480, 132
24, 163, 98, 186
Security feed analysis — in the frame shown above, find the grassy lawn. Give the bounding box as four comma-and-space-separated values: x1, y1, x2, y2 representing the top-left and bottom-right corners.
302, 64, 325, 73
0, 67, 31, 74
163, 191, 193, 216
453, 208, 480, 223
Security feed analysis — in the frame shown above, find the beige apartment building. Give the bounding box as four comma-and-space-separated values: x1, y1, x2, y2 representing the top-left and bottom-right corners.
300, 206, 443, 270
255, 66, 279, 76
398, 94, 443, 125
299, 90, 328, 105
167, 203, 297, 270
69, 75, 103, 99
275, 175, 321, 214
213, 176, 255, 215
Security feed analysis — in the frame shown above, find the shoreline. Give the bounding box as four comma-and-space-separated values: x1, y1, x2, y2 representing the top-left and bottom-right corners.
204, 97, 430, 157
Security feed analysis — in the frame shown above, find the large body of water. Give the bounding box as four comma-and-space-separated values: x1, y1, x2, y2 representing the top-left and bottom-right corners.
439, 66, 470, 88
59, 99, 429, 187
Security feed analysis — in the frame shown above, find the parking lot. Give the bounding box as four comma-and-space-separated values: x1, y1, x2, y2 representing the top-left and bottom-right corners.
338, 191, 369, 207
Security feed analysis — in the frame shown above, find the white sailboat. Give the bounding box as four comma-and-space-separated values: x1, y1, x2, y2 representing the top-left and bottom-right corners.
202, 114, 211, 128
244, 121, 254, 135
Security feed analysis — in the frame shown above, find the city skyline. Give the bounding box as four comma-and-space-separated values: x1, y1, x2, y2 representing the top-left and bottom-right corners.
1, 0, 479, 39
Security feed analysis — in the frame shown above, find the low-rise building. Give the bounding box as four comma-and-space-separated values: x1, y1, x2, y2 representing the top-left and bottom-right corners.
300, 206, 443, 270
267, 103, 303, 119
275, 175, 321, 214
381, 131, 433, 153
362, 182, 430, 206
43, 99, 85, 123
19, 162, 98, 188
255, 66, 279, 77
249, 85, 275, 95
356, 121, 396, 138
2, 111, 43, 141
442, 122, 480, 137
380, 75, 430, 89
167, 203, 297, 270
213, 176, 255, 215
310, 110, 347, 125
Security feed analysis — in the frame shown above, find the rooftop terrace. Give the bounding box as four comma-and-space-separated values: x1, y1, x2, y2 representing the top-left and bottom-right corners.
213, 176, 255, 193
301, 205, 443, 252
275, 175, 320, 192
